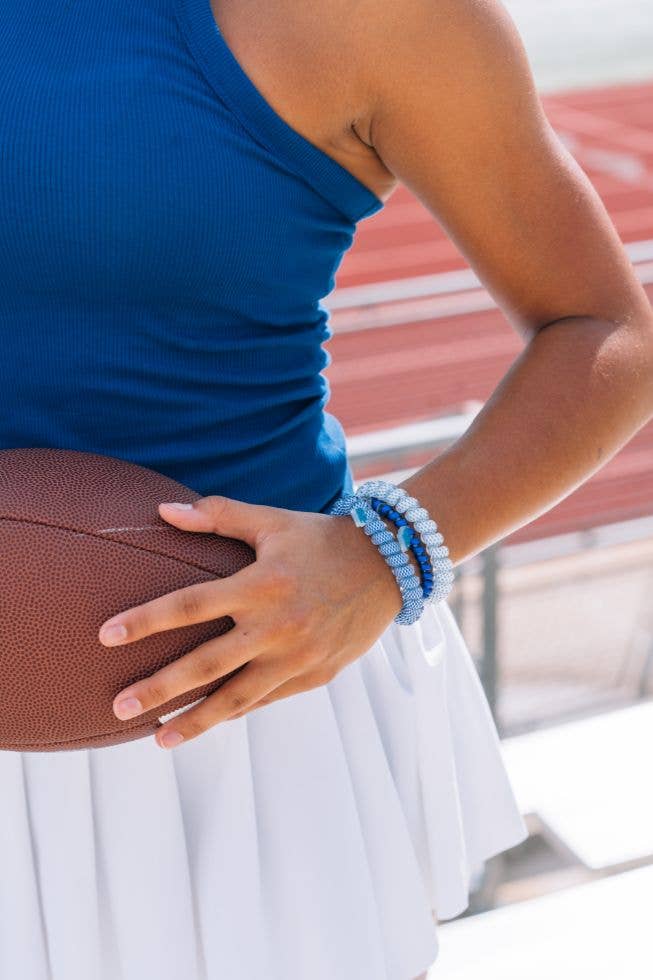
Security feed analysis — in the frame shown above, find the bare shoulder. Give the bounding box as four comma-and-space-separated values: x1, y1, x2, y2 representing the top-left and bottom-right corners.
354, 0, 547, 182
209, 0, 646, 332
341, 0, 646, 336
208, 0, 398, 203
310, 0, 526, 203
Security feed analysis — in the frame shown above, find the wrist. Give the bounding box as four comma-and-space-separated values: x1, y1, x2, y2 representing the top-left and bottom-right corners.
339, 500, 429, 625
397, 457, 462, 566
351, 479, 455, 608
330, 480, 454, 625
337, 510, 405, 623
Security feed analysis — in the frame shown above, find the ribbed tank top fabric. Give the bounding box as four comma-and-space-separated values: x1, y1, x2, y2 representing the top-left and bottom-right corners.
0, 0, 384, 512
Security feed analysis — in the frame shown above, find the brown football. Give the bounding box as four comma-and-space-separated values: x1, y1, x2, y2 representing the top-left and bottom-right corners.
0, 447, 256, 752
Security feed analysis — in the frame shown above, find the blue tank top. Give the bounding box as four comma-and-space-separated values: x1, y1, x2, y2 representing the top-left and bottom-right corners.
0, 0, 384, 513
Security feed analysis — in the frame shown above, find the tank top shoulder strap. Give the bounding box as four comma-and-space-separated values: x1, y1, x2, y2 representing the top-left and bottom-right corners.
174, 0, 385, 224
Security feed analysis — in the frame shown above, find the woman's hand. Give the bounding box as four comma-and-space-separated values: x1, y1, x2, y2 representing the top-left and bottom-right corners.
98, 495, 404, 749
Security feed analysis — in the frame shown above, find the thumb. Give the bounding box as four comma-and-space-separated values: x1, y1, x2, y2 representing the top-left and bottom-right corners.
158, 494, 284, 548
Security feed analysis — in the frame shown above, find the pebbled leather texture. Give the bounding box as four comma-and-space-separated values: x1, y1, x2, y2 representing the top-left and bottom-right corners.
0, 447, 256, 752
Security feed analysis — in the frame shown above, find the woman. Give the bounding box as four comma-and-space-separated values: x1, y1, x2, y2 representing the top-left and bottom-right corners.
1, 0, 652, 977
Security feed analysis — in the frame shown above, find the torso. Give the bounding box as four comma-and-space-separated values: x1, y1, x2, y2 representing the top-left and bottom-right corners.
208, 0, 397, 206
0, 0, 381, 512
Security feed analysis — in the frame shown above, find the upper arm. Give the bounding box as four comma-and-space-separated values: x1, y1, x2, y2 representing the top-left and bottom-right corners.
360, 0, 650, 339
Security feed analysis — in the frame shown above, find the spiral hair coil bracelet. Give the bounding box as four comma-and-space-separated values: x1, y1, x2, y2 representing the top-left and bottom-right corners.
329, 479, 455, 625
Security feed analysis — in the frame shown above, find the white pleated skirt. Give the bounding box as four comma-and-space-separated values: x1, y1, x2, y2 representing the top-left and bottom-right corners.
0, 598, 528, 980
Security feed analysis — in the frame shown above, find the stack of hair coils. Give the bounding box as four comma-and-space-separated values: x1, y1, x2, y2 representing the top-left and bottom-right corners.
329, 479, 455, 625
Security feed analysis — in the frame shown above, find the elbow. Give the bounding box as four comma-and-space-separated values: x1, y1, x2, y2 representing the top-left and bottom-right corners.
533, 303, 653, 425
617, 304, 653, 423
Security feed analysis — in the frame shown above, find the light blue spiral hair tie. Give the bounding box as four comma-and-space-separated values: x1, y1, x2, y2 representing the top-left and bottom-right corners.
329, 492, 425, 626
355, 479, 455, 605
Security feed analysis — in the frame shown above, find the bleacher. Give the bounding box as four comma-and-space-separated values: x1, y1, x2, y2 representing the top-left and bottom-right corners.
500, 701, 653, 873
430, 863, 652, 979
424, 701, 653, 977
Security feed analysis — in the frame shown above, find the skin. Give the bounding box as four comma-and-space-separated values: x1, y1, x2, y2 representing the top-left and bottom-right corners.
99, 0, 653, 758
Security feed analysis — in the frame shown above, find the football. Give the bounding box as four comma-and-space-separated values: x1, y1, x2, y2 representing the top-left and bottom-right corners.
0, 447, 256, 752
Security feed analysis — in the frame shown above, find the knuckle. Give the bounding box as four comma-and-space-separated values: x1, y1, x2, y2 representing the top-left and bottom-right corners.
204, 494, 230, 522
188, 628, 254, 688
122, 609, 147, 640
191, 650, 227, 686
142, 679, 171, 708
177, 715, 206, 740
227, 690, 250, 714
176, 587, 206, 623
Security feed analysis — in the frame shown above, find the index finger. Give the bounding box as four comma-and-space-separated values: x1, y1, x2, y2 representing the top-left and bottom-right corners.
98, 563, 259, 646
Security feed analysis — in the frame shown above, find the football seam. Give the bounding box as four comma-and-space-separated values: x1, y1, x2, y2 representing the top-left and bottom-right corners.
7, 687, 222, 749
0, 513, 252, 578
6, 691, 226, 750
0, 513, 242, 749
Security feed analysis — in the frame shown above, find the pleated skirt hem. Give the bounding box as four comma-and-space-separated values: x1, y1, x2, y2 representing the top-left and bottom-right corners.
0, 599, 528, 980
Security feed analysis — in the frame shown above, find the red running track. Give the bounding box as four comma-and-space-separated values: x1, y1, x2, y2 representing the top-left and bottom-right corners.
326, 79, 653, 545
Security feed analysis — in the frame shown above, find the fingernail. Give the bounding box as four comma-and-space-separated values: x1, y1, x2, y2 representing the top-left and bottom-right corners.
100, 623, 128, 645
114, 696, 143, 720
161, 501, 193, 510
160, 730, 184, 749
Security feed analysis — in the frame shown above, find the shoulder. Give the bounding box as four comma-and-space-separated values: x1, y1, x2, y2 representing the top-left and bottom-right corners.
344, 0, 553, 222
348, 0, 542, 147
210, 0, 541, 207
208, 0, 399, 201
295, 0, 541, 203
349, 0, 641, 339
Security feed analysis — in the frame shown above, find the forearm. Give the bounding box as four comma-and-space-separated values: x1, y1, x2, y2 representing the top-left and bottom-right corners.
399, 314, 653, 567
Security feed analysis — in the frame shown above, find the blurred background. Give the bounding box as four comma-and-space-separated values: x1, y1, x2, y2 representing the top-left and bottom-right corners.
323, 2, 653, 976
